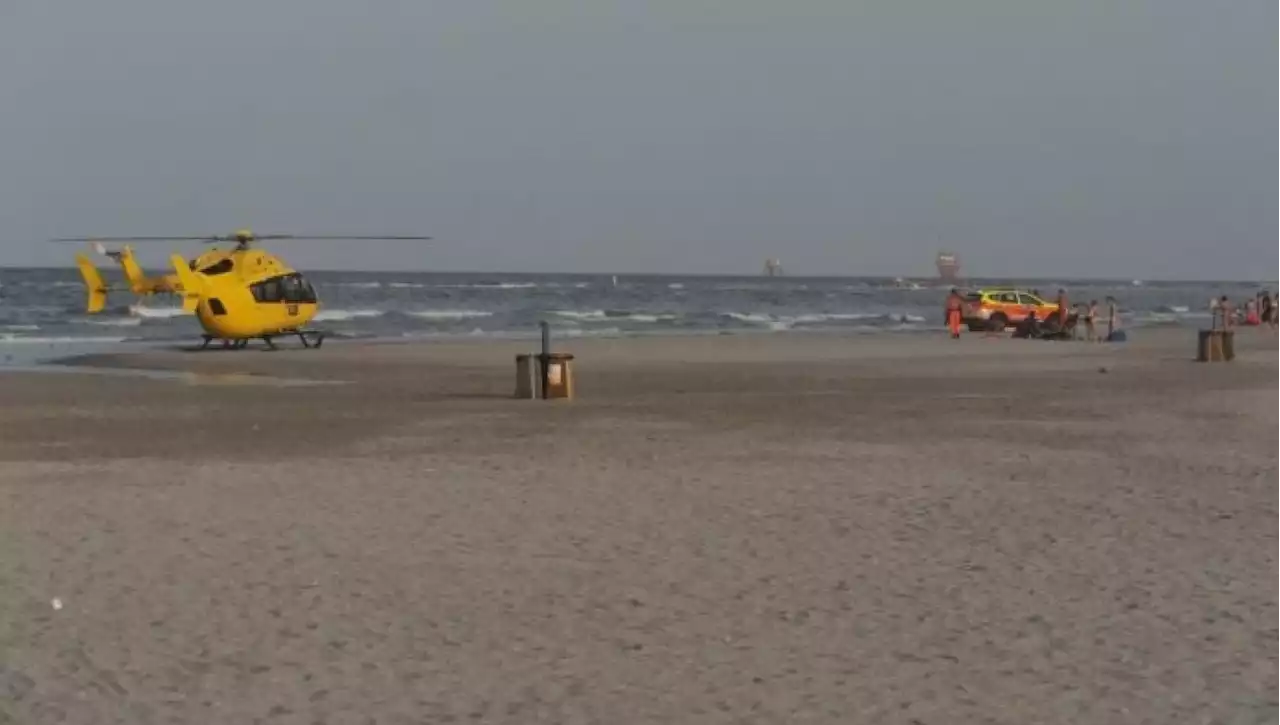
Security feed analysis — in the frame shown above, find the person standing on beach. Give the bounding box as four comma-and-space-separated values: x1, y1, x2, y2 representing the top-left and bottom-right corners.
1260, 291, 1275, 332
945, 288, 964, 339
1086, 300, 1099, 342
1055, 289, 1069, 327
1105, 296, 1119, 340
1243, 298, 1260, 326
1217, 296, 1235, 330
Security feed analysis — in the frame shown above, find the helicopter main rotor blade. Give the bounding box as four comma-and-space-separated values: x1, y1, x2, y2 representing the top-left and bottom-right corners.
52, 234, 433, 244
50, 236, 219, 242
252, 235, 434, 241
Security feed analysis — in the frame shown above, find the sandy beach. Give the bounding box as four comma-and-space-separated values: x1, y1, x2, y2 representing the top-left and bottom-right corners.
0, 328, 1275, 724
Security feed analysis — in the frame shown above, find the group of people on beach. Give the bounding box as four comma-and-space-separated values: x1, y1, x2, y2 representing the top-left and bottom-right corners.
1212, 291, 1276, 332
1040, 291, 1121, 342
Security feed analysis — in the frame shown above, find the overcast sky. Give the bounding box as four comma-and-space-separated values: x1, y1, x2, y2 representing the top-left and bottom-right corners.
1, 1, 1274, 278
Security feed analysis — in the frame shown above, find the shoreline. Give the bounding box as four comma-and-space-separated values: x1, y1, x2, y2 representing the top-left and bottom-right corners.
3, 320, 1268, 365
0, 325, 1206, 373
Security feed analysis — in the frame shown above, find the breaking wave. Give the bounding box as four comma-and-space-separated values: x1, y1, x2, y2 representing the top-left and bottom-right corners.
314, 309, 386, 322
723, 311, 928, 330
404, 309, 494, 320
552, 309, 678, 324
85, 317, 144, 327
316, 308, 495, 322
129, 305, 189, 319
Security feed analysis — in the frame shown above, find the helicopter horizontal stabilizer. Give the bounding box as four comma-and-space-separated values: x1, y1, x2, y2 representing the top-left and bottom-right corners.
74, 254, 109, 314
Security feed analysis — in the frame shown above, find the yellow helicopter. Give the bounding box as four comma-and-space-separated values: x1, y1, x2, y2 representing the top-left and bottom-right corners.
53, 229, 432, 349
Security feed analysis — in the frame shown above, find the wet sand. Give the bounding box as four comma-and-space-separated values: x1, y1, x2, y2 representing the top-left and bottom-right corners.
0, 329, 1275, 724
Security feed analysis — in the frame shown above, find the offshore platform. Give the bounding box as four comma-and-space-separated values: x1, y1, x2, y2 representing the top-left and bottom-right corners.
935, 251, 960, 282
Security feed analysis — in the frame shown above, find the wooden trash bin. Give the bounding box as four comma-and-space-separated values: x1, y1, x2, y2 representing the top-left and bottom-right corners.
1197, 329, 1234, 362
515, 352, 575, 398
540, 353, 575, 399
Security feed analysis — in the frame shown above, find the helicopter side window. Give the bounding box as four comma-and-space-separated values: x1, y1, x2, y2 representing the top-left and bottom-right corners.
200, 259, 234, 276
251, 277, 284, 303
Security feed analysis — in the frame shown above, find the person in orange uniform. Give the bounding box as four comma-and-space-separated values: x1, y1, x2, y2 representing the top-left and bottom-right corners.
945, 288, 964, 339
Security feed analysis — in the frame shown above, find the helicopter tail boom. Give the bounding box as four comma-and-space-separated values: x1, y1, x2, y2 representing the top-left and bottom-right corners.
74, 254, 109, 314
169, 254, 204, 310
114, 246, 150, 294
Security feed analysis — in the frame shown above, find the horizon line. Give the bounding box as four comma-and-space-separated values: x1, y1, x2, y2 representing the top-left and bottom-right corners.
0, 264, 1270, 286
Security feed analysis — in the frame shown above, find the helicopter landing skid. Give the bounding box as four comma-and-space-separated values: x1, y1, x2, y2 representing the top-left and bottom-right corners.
200, 329, 327, 351
296, 329, 327, 348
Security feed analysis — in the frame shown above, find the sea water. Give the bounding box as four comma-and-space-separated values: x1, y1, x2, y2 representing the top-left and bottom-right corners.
0, 268, 1269, 352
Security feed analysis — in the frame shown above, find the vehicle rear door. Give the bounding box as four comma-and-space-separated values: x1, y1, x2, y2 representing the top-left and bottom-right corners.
996, 291, 1023, 321
1018, 292, 1047, 319
963, 292, 983, 318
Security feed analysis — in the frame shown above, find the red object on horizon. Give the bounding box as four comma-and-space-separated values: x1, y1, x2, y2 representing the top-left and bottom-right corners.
936, 251, 960, 281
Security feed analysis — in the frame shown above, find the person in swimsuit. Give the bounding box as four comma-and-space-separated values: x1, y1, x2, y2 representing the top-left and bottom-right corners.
1217, 296, 1234, 330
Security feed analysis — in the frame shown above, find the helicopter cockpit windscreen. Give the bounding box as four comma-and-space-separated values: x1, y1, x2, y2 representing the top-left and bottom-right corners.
251, 273, 317, 304
281, 273, 317, 303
